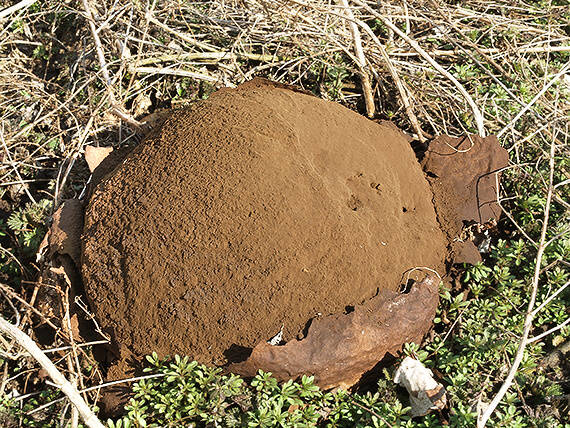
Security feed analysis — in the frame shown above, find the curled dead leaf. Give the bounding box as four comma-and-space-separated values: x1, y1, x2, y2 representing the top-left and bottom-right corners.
229, 275, 440, 390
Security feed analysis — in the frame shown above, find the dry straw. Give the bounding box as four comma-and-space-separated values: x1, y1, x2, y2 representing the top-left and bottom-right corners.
0, 0, 568, 426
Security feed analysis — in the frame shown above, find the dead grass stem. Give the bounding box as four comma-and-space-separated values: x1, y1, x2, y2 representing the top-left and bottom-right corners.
0, 0, 568, 425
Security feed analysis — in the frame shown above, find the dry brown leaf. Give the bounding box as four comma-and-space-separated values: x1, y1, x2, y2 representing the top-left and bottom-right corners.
229, 275, 439, 390
85, 146, 113, 173
50, 266, 72, 287
422, 134, 508, 264
69, 313, 82, 341
46, 199, 83, 266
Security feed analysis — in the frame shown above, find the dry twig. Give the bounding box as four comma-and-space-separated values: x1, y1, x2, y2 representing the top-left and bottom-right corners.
378, 45, 425, 142
337, 0, 375, 118
81, 0, 143, 132
352, 0, 486, 137
498, 61, 570, 138
0, 0, 37, 20
0, 316, 104, 428
350, 397, 394, 427
478, 137, 556, 427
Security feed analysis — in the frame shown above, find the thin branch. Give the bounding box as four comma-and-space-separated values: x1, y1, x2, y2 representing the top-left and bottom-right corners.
495, 172, 537, 247
0, 316, 104, 428
390, 44, 570, 58
81, 0, 143, 131
27, 373, 166, 414
132, 66, 221, 83
497, 61, 570, 138
0, 288, 20, 327
42, 340, 109, 354
338, 0, 375, 118
135, 51, 283, 66
145, 11, 217, 52
478, 137, 556, 427
0, 128, 36, 203
377, 46, 426, 142
0, 0, 37, 20
349, 397, 394, 427
352, 0, 486, 137
0, 282, 67, 340
527, 317, 570, 344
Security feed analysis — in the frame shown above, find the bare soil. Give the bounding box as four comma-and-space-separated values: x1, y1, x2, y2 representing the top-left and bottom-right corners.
81, 79, 447, 365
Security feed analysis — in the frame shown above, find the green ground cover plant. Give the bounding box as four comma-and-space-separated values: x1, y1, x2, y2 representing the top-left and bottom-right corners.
0, 0, 568, 427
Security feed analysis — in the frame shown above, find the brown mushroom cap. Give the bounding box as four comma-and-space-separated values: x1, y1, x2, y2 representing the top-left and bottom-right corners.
81, 79, 447, 364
